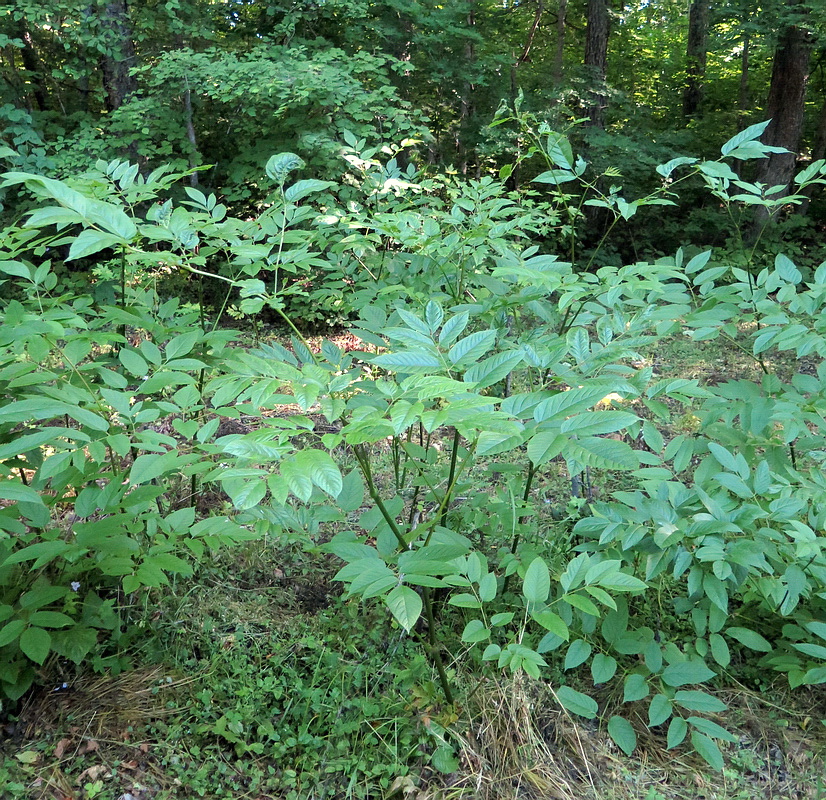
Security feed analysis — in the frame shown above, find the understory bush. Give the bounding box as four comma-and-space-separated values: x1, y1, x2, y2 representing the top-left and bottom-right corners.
1, 123, 826, 777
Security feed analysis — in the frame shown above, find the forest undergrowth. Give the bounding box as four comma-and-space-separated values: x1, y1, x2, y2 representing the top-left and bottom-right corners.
1, 122, 826, 799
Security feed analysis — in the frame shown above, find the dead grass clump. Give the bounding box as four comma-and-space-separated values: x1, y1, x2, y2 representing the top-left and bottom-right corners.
14, 666, 188, 741
443, 676, 611, 799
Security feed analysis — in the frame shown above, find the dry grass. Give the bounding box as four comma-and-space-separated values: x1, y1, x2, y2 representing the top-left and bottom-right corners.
407, 675, 826, 800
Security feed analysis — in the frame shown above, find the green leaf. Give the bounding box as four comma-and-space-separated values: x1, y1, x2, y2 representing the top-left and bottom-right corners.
526, 431, 564, 465
709, 633, 730, 668
295, 450, 342, 497
607, 715, 637, 755
662, 660, 716, 687
50, 626, 97, 664
703, 573, 728, 613
463, 351, 523, 389
623, 673, 649, 702
591, 653, 617, 684
674, 690, 727, 713
19, 626, 51, 665
707, 442, 738, 472
666, 717, 688, 749
690, 731, 724, 770
385, 586, 422, 633
67, 229, 123, 261
337, 469, 364, 513
2, 541, 70, 568
563, 436, 640, 471
0, 481, 45, 507
565, 592, 600, 617
448, 593, 481, 609
431, 745, 459, 774
564, 639, 592, 670
687, 717, 737, 743
720, 120, 770, 156
726, 627, 772, 652
560, 411, 638, 436
372, 350, 442, 370
285, 179, 336, 203
0, 619, 25, 647
280, 459, 314, 502
461, 619, 491, 643
129, 450, 181, 485
534, 385, 614, 423
791, 642, 826, 660
478, 572, 497, 602
566, 327, 590, 363
439, 312, 469, 346
532, 609, 569, 640
165, 331, 200, 360
523, 557, 551, 604
0, 260, 31, 279
266, 152, 304, 183
448, 329, 496, 365
648, 694, 672, 727
424, 300, 443, 331
805, 621, 826, 642
27, 612, 74, 629
556, 686, 598, 719
119, 348, 149, 377
596, 571, 647, 592
225, 478, 267, 510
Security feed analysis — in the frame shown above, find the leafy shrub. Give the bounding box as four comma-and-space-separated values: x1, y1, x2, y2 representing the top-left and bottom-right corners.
2, 124, 826, 775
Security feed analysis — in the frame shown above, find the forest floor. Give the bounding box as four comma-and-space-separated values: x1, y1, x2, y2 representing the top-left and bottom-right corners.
1, 330, 826, 800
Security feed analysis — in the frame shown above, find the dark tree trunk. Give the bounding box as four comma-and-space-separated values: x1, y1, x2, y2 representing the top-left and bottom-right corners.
554, 0, 567, 86
738, 32, 750, 128
683, 0, 708, 117
18, 21, 47, 112
99, 0, 138, 111
584, 0, 609, 128
754, 24, 812, 222
183, 79, 199, 188
459, 1, 477, 174
511, 0, 543, 97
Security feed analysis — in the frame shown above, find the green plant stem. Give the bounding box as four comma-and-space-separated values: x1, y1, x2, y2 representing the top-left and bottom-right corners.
353, 445, 407, 550
503, 459, 536, 594
719, 330, 769, 374
421, 587, 454, 705
273, 183, 288, 295
440, 428, 462, 528
354, 443, 453, 704
272, 305, 320, 366
423, 438, 478, 547
117, 246, 127, 349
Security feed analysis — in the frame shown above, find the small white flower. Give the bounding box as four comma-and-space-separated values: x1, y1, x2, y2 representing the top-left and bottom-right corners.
70, 581, 81, 592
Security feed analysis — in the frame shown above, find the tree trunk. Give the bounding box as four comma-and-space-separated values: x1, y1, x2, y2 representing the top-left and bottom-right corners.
99, 0, 138, 111
183, 78, 199, 188
554, 0, 566, 86
584, 0, 609, 128
18, 21, 47, 112
459, 1, 477, 174
753, 24, 812, 223
682, 0, 708, 117
738, 32, 750, 128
